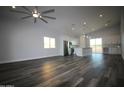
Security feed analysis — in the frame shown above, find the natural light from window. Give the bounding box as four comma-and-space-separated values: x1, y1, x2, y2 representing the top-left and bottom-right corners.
90, 38, 102, 53
50, 38, 55, 48
44, 37, 55, 48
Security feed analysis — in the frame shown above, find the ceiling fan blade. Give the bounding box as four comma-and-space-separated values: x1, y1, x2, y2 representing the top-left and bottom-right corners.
39, 18, 48, 23
42, 9, 55, 14
10, 9, 31, 15
21, 15, 32, 19
21, 6, 32, 13
42, 16, 56, 20
34, 18, 37, 23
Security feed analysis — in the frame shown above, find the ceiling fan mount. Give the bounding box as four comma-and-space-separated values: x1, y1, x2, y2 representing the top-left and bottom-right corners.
10, 6, 56, 23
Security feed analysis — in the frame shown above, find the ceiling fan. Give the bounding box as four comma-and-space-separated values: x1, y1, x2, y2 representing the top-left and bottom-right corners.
10, 6, 56, 23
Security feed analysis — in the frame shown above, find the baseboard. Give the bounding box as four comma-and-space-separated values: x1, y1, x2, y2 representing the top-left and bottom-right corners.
0, 55, 61, 64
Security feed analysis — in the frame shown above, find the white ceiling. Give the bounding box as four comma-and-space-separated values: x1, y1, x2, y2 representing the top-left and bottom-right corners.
0, 6, 122, 37
46, 6, 121, 37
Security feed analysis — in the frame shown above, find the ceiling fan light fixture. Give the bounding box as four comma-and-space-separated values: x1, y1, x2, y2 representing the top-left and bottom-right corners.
11, 6, 56, 23
32, 8, 40, 18
32, 12, 40, 18
33, 13, 38, 18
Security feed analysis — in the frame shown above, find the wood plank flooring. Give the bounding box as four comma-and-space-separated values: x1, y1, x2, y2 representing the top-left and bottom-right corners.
0, 54, 124, 87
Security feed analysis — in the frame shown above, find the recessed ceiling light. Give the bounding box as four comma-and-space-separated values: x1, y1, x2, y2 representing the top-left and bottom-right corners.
39, 16, 42, 18
99, 14, 103, 18
72, 24, 75, 30
12, 6, 16, 9
83, 22, 86, 25
92, 28, 95, 31
72, 27, 75, 31
105, 23, 108, 26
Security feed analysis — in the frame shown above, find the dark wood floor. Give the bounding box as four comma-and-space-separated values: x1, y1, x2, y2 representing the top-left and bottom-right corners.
0, 54, 124, 87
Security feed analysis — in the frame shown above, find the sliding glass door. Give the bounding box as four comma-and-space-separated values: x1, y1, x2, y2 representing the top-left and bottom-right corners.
90, 38, 102, 53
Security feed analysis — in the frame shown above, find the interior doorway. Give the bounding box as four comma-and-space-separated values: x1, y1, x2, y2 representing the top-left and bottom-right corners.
63, 41, 74, 56
64, 41, 69, 56
90, 38, 103, 53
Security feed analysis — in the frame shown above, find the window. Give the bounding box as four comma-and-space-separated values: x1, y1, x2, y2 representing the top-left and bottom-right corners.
90, 38, 102, 53
50, 38, 55, 48
90, 39, 96, 53
44, 37, 50, 48
44, 37, 55, 48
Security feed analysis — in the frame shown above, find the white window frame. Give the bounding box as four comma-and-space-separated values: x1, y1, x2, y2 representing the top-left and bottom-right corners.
44, 37, 56, 48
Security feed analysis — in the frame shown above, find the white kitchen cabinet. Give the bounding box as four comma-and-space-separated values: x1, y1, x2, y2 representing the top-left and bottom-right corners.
108, 47, 121, 54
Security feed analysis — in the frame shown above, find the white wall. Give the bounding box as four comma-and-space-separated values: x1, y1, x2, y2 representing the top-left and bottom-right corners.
121, 8, 124, 60
86, 25, 121, 48
0, 20, 79, 64
80, 35, 86, 48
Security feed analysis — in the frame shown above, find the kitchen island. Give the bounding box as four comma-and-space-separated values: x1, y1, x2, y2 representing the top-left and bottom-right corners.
74, 47, 92, 56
